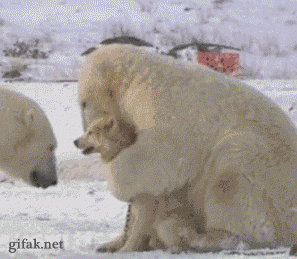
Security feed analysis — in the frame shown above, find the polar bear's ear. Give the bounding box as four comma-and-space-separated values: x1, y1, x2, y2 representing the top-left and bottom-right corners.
14, 109, 34, 128
24, 108, 35, 127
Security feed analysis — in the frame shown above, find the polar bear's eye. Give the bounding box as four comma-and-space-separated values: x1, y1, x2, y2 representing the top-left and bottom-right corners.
49, 145, 55, 151
88, 131, 93, 135
81, 101, 87, 108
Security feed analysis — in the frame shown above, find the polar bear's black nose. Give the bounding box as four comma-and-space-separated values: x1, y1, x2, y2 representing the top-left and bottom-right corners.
30, 171, 58, 189
50, 179, 58, 186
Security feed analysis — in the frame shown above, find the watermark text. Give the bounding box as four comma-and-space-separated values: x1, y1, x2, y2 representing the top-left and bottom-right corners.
9, 238, 63, 253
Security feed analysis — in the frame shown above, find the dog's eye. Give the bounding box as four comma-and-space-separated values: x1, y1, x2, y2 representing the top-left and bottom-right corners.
88, 131, 93, 135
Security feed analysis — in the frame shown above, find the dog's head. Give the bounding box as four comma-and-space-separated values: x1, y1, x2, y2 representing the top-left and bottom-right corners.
74, 115, 137, 162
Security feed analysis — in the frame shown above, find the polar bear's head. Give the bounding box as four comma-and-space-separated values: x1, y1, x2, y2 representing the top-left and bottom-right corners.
74, 115, 137, 162
0, 88, 58, 188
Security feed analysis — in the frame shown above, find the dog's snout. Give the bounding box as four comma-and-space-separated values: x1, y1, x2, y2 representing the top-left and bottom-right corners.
82, 146, 94, 155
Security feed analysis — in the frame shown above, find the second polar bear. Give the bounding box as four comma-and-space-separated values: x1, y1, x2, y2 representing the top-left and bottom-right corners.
75, 44, 297, 253
0, 87, 57, 188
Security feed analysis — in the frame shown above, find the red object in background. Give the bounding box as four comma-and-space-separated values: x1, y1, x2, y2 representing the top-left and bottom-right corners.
197, 51, 241, 76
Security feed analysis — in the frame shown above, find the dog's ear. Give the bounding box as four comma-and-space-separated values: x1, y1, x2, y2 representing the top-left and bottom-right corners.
103, 117, 115, 133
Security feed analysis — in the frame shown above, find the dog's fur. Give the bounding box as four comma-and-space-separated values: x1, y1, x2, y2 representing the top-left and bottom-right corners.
75, 44, 297, 253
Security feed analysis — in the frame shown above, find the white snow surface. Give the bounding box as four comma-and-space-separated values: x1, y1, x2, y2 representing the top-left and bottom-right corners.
0, 80, 297, 258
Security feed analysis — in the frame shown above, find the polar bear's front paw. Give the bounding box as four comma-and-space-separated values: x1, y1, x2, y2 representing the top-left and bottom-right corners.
96, 245, 116, 253
96, 236, 125, 253
166, 245, 184, 254
290, 244, 297, 256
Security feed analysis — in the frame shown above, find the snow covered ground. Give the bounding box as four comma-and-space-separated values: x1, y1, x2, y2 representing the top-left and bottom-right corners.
0, 80, 297, 258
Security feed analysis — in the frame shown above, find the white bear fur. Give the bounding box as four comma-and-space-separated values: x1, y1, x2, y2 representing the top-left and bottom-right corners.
0, 87, 57, 188
77, 44, 297, 252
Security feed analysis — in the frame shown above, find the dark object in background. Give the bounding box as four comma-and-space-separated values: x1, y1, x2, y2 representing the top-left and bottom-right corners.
81, 47, 97, 56
2, 70, 21, 79
81, 36, 153, 56
101, 36, 153, 47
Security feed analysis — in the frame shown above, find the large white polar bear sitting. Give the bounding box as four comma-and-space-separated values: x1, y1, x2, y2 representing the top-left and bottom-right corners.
0, 88, 57, 188
75, 44, 297, 253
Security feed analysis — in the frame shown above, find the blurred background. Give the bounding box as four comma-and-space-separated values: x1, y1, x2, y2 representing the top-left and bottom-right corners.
0, 0, 297, 82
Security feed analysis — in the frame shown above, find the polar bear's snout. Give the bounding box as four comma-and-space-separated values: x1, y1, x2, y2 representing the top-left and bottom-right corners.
30, 171, 57, 188
30, 153, 57, 188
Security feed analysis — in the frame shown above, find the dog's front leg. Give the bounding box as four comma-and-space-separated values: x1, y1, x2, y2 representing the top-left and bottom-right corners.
119, 193, 157, 252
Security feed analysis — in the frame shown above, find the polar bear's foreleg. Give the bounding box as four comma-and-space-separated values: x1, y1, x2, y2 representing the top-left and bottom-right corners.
118, 194, 157, 252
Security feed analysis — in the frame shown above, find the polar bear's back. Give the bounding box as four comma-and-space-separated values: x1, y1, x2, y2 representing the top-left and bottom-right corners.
82, 44, 297, 153
110, 45, 297, 149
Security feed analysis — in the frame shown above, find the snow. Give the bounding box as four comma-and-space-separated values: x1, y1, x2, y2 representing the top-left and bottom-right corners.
1, 0, 297, 80
0, 80, 297, 258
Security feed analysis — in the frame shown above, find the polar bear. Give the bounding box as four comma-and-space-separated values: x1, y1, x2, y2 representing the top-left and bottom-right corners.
0, 87, 57, 188
75, 44, 297, 253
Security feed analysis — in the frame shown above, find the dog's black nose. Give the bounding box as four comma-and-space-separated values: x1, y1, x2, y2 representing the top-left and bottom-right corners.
74, 139, 79, 147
